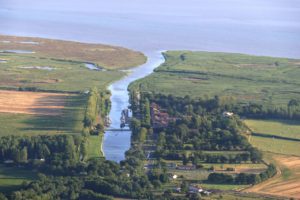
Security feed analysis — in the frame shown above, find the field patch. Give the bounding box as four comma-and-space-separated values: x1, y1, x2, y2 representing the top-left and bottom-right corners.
0, 92, 86, 136
245, 154, 300, 199
246, 119, 300, 156
245, 119, 300, 140
249, 135, 300, 156
0, 90, 69, 116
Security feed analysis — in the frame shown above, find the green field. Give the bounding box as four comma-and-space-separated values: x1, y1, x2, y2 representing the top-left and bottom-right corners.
130, 51, 300, 107
245, 119, 300, 156
0, 165, 37, 193
245, 119, 300, 140
86, 135, 104, 159
250, 135, 300, 156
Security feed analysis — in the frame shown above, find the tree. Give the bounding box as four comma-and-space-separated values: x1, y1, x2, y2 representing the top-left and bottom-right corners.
65, 136, 76, 161
80, 141, 88, 161
139, 128, 147, 143
20, 147, 28, 163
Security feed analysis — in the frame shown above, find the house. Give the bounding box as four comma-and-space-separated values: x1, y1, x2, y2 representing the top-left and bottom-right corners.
188, 185, 203, 193
222, 111, 234, 118
203, 191, 211, 195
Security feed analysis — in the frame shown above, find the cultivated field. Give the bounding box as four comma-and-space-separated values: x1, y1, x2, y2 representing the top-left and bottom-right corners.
0, 91, 87, 136
245, 153, 300, 199
0, 90, 69, 116
0, 35, 146, 69
130, 51, 300, 107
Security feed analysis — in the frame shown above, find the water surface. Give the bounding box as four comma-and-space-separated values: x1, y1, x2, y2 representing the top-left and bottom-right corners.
103, 51, 165, 162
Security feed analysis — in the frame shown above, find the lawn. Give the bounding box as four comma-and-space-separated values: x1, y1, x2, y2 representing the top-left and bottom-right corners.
0, 165, 37, 193
245, 119, 300, 140
130, 51, 300, 107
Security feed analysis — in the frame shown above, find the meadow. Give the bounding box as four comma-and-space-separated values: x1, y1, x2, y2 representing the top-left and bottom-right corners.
130, 51, 300, 107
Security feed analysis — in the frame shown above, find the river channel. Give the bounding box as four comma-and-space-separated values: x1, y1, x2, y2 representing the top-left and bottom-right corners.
102, 51, 165, 162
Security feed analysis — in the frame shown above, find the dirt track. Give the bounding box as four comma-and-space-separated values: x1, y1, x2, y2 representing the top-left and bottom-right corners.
0, 90, 69, 116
